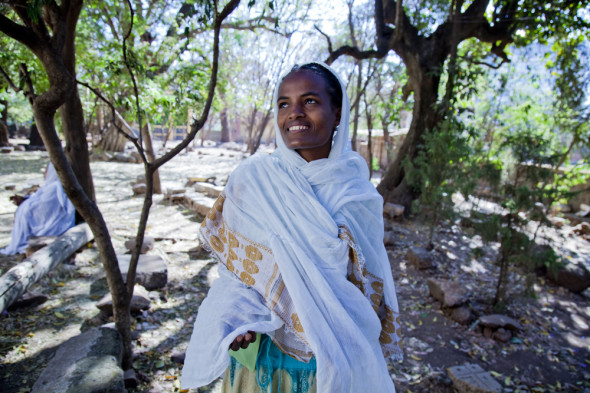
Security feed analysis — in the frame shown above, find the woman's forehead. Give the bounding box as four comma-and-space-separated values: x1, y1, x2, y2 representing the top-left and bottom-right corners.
278, 70, 328, 96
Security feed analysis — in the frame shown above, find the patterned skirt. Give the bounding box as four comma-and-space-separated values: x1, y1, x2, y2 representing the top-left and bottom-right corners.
221, 335, 317, 393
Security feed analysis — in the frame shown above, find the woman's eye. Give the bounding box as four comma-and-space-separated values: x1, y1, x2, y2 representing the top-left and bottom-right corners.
305, 98, 317, 104
278, 102, 288, 109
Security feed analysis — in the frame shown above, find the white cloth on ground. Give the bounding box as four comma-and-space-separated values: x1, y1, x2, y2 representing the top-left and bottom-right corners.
181, 62, 401, 392
1, 163, 76, 255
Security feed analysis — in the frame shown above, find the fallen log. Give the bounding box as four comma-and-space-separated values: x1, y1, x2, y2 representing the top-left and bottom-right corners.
0, 223, 94, 313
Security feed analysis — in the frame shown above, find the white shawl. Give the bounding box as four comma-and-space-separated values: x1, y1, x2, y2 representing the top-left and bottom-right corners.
181, 63, 401, 392
1, 163, 76, 255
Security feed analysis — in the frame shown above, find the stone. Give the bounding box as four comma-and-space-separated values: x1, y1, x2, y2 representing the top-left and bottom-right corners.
492, 327, 512, 342
14, 145, 25, 152
185, 176, 215, 186
478, 314, 522, 331
25, 236, 58, 257
184, 191, 216, 217
97, 284, 151, 314
124, 236, 155, 254
383, 231, 395, 246
427, 278, 468, 307
164, 188, 186, 201
188, 244, 210, 259
0, 146, 13, 153
170, 351, 186, 364
5, 183, 16, 190
132, 183, 146, 195
114, 152, 135, 163
31, 326, 124, 393
547, 261, 590, 293
124, 368, 138, 388
130, 151, 142, 163
383, 202, 405, 219
7, 290, 49, 310
573, 222, 590, 236
117, 254, 167, 290
451, 306, 473, 325
193, 182, 224, 198
447, 363, 502, 393
406, 246, 435, 270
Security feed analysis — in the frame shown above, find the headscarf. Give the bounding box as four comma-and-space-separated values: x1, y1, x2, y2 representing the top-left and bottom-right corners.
181, 63, 401, 392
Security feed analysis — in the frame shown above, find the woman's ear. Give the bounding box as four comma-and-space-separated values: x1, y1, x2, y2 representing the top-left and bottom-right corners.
334, 108, 342, 128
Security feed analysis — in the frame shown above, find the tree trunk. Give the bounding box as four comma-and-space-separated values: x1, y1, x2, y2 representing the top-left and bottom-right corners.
0, 99, 8, 146
250, 110, 271, 155
220, 106, 230, 143
142, 123, 161, 194
60, 91, 96, 203
245, 106, 258, 153
0, 223, 93, 312
377, 66, 441, 211
351, 62, 362, 151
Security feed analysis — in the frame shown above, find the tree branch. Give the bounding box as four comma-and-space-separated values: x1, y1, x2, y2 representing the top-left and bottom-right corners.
0, 65, 20, 92
0, 12, 39, 50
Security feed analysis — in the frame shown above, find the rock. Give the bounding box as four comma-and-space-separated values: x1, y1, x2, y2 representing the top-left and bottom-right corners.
164, 188, 186, 201
124, 368, 138, 388
478, 314, 522, 331
573, 222, 590, 236
31, 326, 124, 393
185, 176, 215, 187
447, 363, 502, 393
170, 351, 185, 364
124, 236, 155, 254
451, 306, 473, 325
383, 231, 395, 246
188, 244, 210, 259
25, 236, 58, 257
184, 191, 216, 217
130, 151, 142, 163
132, 183, 146, 195
546, 261, 590, 293
7, 290, 49, 310
117, 254, 167, 290
193, 182, 224, 198
97, 284, 151, 314
113, 152, 135, 163
549, 216, 566, 228
0, 146, 13, 153
427, 278, 468, 307
14, 145, 25, 152
383, 202, 405, 219
5, 183, 16, 190
492, 327, 512, 342
406, 246, 435, 270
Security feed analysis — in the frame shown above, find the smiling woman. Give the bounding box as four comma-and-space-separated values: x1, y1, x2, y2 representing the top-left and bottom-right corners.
181, 62, 402, 393
276, 67, 341, 162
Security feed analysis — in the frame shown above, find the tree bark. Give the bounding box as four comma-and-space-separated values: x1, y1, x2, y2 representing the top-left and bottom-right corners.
0, 99, 8, 146
0, 223, 93, 313
142, 123, 161, 194
220, 106, 230, 143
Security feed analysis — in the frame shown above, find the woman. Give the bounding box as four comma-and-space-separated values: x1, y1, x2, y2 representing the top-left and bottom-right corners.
1, 162, 75, 255
181, 62, 402, 392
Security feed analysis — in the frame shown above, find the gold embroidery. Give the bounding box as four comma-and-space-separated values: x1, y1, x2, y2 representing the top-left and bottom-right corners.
228, 231, 239, 249
245, 244, 263, 261
210, 235, 224, 253
291, 313, 304, 333
243, 259, 260, 275
240, 271, 255, 286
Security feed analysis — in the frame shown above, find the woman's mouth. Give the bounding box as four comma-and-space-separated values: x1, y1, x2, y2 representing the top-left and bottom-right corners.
287, 125, 310, 133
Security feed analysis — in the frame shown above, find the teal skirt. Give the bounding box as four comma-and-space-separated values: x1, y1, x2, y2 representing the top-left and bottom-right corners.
222, 335, 317, 393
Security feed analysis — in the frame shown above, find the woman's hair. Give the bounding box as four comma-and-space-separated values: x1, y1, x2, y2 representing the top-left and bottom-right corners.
284, 63, 343, 110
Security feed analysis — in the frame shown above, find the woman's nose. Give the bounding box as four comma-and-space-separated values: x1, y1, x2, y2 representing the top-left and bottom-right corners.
288, 104, 304, 119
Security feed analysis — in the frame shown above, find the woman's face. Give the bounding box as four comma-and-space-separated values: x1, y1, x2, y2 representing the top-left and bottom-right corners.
277, 70, 341, 162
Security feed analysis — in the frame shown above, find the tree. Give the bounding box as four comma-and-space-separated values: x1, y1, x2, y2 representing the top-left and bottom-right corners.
324, 0, 590, 211
0, 0, 241, 370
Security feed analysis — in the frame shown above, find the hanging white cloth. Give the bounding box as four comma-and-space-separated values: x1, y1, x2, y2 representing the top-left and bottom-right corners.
1, 163, 76, 255
182, 63, 401, 392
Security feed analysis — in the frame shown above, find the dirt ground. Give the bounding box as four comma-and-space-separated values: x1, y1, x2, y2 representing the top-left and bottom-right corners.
0, 142, 589, 393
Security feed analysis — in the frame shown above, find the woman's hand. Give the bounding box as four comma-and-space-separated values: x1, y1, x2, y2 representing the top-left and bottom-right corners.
229, 330, 257, 351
